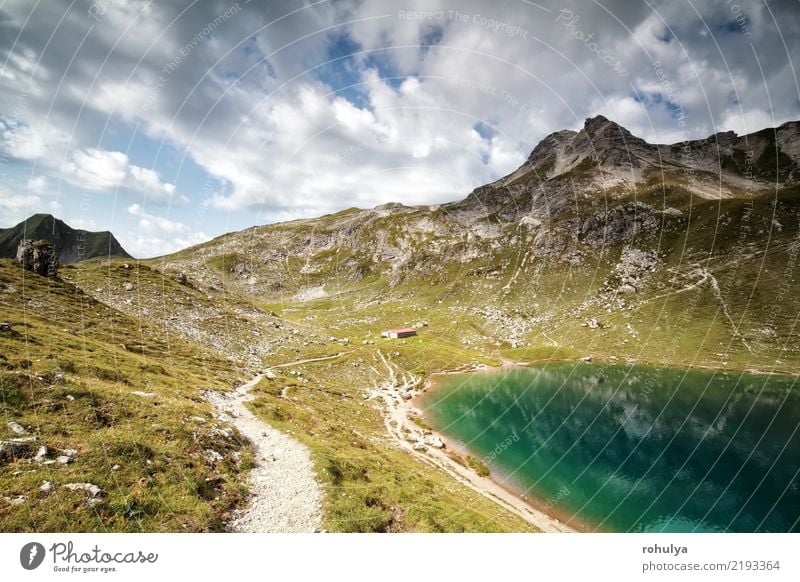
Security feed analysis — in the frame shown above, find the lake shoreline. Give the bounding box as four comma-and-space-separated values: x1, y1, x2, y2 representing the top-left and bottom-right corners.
413, 358, 800, 533
410, 359, 594, 532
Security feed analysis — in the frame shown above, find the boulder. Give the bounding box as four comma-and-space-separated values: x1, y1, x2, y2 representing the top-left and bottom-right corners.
0, 437, 37, 464
16, 239, 59, 277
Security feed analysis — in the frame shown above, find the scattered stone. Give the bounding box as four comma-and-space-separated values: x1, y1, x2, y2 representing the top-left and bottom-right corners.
63, 482, 103, 499
202, 449, 224, 465
33, 446, 48, 462
2, 495, 26, 506
131, 391, 155, 398
586, 318, 599, 329
423, 435, 445, 449
0, 437, 38, 463
56, 455, 71, 465
66, 395, 75, 401
412, 442, 427, 451
123, 282, 134, 291
39, 481, 54, 497
210, 427, 235, 440
63, 448, 78, 457
579, 355, 593, 363
7, 421, 27, 435
190, 416, 207, 424
111, 464, 121, 472
0, 322, 11, 332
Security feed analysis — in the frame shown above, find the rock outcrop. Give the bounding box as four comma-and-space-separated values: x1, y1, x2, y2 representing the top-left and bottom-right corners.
15, 239, 59, 277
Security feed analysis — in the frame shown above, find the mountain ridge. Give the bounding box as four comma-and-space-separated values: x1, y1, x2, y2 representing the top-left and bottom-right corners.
0, 213, 131, 264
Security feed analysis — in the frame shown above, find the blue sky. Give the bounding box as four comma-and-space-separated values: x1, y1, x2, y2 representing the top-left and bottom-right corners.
1, 0, 798, 257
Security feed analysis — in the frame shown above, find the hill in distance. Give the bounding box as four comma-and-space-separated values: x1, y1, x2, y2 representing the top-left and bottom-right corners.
0, 213, 131, 264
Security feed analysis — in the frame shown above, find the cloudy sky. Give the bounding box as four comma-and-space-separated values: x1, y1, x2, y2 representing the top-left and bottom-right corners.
1, 0, 798, 257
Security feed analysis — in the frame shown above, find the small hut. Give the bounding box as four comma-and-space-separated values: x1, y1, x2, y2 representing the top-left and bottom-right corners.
381, 328, 417, 339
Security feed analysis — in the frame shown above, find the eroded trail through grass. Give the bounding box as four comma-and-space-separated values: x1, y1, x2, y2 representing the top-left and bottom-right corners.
208, 375, 323, 532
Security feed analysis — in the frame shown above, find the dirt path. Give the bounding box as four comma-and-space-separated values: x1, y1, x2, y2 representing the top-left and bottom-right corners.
208, 375, 323, 532
271, 351, 351, 368
368, 351, 575, 533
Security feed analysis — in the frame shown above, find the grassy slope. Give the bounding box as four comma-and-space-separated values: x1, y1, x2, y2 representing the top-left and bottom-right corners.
0, 260, 252, 532
55, 258, 536, 532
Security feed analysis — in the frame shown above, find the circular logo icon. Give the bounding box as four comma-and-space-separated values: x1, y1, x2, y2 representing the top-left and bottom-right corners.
20, 542, 46, 570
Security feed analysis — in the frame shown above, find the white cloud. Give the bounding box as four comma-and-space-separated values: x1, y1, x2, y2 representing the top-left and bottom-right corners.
61, 148, 185, 204
26, 176, 48, 194
0, 120, 69, 161
0, 193, 61, 226
126, 203, 209, 257
0, 0, 798, 238
64, 148, 129, 190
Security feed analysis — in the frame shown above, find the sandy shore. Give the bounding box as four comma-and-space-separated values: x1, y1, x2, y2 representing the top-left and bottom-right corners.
369, 352, 577, 533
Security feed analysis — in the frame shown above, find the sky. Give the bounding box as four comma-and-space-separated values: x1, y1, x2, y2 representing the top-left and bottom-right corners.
0, 0, 798, 258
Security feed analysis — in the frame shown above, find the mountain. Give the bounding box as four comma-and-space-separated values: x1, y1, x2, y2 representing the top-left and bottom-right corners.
152, 115, 800, 374
0, 214, 131, 264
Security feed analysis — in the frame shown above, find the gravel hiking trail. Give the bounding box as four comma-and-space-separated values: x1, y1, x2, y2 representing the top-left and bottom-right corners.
208, 374, 323, 532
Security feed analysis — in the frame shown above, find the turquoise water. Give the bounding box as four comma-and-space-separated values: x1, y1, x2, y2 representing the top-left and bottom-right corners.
418, 364, 800, 532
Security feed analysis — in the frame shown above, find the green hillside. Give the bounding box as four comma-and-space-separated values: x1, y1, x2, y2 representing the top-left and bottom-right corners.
0, 214, 131, 264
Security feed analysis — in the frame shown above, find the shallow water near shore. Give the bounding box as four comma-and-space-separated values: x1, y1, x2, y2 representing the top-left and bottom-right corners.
418, 364, 800, 532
